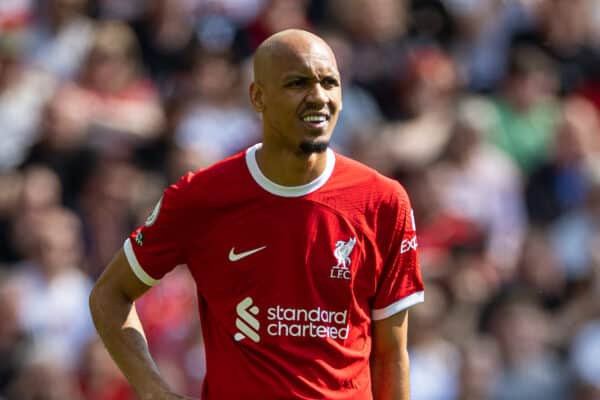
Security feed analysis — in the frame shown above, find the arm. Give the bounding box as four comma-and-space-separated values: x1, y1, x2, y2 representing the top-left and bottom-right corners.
89, 249, 194, 400
370, 310, 410, 400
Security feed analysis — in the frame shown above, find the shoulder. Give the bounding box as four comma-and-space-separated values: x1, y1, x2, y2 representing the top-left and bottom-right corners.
333, 153, 410, 205
175, 151, 247, 192
324, 153, 412, 233
162, 151, 248, 209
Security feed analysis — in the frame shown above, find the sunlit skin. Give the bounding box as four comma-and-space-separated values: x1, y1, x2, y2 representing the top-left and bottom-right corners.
250, 29, 343, 186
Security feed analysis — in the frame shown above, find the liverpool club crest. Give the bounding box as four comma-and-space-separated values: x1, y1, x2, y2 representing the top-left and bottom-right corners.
330, 237, 356, 280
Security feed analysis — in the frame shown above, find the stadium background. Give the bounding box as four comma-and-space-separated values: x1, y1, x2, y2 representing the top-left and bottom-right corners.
1, 0, 600, 399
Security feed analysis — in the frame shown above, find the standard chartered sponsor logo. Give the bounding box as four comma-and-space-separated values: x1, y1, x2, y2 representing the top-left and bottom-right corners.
234, 297, 349, 343
267, 305, 349, 340
234, 297, 260, 343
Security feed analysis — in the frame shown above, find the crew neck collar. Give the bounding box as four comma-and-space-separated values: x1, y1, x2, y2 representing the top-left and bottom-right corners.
245, 143, 335, 198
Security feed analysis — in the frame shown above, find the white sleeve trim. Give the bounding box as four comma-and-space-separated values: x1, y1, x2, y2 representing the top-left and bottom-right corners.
123, 238, 159, 287
371, 291, 425, 320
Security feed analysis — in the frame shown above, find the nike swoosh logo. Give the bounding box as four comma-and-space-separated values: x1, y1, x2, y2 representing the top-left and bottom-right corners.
229, 246, 267, 262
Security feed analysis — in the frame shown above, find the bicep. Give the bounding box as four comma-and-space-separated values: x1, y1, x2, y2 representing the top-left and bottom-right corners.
371, 310, 409, 359
93, 248, 152, 302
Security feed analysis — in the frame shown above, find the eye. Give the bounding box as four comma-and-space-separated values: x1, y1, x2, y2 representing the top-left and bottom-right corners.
286, 78, 308, 88
321, 77, 340, 89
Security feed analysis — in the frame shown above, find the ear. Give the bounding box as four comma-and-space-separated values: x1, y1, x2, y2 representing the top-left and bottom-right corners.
249, 82, 265, 112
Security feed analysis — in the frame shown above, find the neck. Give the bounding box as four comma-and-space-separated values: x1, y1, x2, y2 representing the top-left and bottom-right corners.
256, 142, 328, 186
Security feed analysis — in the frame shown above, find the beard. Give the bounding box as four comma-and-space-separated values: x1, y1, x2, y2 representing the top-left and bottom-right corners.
299, 139, 329, 155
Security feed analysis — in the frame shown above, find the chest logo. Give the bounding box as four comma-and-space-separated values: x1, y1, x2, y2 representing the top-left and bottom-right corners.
229, 246, 267, 262
330, 237, 356, 280
234, 297, 260, 343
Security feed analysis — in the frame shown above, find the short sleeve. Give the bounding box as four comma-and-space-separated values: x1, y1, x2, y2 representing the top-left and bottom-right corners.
372, 189, 425, 320
124, 173, 193, 286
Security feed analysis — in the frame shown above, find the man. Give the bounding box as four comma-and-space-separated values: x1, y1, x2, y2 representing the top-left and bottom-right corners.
89, 29, 424, 400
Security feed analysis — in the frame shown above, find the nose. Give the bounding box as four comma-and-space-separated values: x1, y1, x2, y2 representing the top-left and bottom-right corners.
306, 83, 329, 105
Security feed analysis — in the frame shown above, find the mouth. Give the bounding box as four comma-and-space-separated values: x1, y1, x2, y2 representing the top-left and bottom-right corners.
300, 113, 330, 129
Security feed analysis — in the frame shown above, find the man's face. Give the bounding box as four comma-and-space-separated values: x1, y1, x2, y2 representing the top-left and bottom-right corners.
255, 42, 342, 154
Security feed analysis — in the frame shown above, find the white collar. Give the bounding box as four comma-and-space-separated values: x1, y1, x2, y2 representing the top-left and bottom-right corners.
245, 143, 335, 197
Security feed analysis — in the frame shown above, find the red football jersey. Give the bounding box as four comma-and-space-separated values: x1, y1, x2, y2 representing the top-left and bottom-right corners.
124, 144, 424, 399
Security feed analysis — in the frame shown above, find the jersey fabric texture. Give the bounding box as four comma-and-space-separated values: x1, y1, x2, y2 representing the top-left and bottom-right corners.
124, 143, 425, 400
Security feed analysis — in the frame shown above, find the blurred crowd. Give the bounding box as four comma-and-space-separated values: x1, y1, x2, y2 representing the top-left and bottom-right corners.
1, 0, 600, 399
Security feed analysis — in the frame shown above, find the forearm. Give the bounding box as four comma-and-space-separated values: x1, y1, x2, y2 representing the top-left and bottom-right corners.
370, 349, 410, 400
89, 286, 170, 399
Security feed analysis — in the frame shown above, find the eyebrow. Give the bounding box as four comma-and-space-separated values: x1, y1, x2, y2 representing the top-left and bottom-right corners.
281, 71, 340, 82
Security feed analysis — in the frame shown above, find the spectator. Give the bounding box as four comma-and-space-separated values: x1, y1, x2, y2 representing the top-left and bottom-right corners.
429, 96, 526, 274
408, 282, 460, 400
359, 48, 460, 175
549, 163, 600, 280
78, 157, 141, 277
526, 96, 600, 225
9, 206, 94, 370
488, 293, 570, 400
0, 34, 56, 171
515, 0, 600, 95
10, 165, 63, 261
131, 0, 199, 92
514, 229, 567, 311
24, 0, 95, 80
49, 20, 165, 148
329, 0, 410, 119
320, 30, 384, 156
485, 44, 561, 175
458, 335, 501, 400
6, 344, 84, 399
448, 0, 534, 91
174, 51, 260, 167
